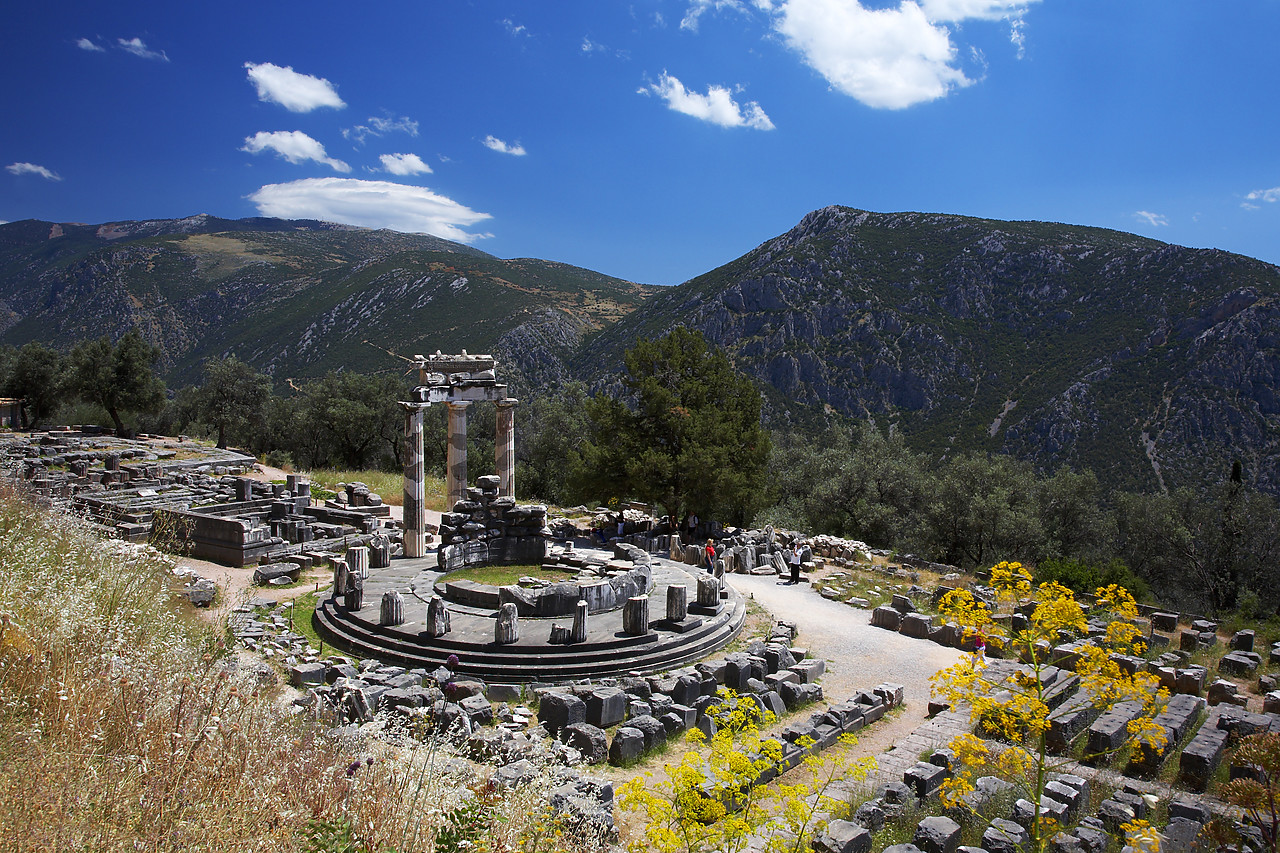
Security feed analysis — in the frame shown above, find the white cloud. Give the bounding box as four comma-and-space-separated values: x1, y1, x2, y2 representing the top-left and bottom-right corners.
76, 37, 105, 52
241, 131, 350, 172
117, 37, 168, 62
1245, 186, 1280, 205
483, 135, 528, 156
1134, 210, 1168, 227
247, 178, 492, 244
6, 162, 62, 181
344, 115, 418, 145
244, 61, 345, 112
917, 0, 1033, 22
771, 0, 970, 109
642, 72, 775, 130
582, 37, 607, 53
503, 18, 527, 37
681, 0, 749, 32
379, 153, 432, 176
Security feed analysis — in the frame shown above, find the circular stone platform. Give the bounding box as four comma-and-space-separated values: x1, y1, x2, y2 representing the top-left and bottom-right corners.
313, 546, 747, 683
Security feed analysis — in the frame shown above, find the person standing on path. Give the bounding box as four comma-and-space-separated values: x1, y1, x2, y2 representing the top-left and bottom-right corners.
704, 539, 716, 572
789, 547, 802, 584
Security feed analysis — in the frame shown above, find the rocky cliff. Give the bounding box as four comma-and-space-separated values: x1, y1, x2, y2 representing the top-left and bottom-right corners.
578, 206, 1280, 495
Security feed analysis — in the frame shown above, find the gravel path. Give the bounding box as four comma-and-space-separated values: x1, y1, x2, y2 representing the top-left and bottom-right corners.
726, 573, 966, 775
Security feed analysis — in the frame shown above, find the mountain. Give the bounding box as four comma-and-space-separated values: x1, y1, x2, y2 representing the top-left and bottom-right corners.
0, 215, 658, 387
5, 207, 1279, 497
576, 206, 1280, 496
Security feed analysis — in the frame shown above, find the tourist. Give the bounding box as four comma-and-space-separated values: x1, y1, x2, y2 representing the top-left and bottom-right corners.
789, 547, 801, 584
973, 632, 986, 666
616, 513, 625, 540
686, 512, 698, 543
704, 538, 716, 572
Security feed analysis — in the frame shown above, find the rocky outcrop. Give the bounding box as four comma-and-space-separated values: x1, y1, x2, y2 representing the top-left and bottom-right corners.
579, 206, 1280, 496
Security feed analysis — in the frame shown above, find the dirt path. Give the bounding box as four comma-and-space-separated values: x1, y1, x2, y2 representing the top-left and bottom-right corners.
726, 573, 965, 768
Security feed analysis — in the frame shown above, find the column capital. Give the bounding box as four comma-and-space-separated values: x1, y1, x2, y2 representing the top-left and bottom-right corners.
496, 398, 519, 408
447, 399, 472, 409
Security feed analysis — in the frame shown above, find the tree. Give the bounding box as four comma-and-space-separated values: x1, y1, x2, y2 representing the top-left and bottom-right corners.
191, 356, 273, 449
298, 371, 406, 470
515, 382, 592, 503
68, 329, 166, 435
573, 328, 770, 524
1, 342, 67, 429
921, 454, 1043, 568
931, 564, 1167, 853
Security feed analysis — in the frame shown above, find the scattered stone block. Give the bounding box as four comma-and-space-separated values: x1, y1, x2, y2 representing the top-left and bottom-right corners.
872, 606, 902, 631
1179, 726, 1228, 792
585, 687, 626, 729
609, 726, 645, 764
562, 722, 609, 765
1232, 629, 1256, 652
1207, 679, 1242, 706
1151, 612, 1179, 632
539, 692, 586, 735
983, 819, 1029, 853
904, 762, 947, 799
812, 820, 872, 853
914, 816, 961, 853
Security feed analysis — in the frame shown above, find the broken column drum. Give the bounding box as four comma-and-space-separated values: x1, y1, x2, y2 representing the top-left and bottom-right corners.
346, 545, 370, 580
380, 591, 405, 627
697, 574, 721, 607
425, 595, 451, 637
667, 584, 688, 621
369, 533, 392, 569
623, 595, 651, 636
571, 599, 588, 643
496, 602, 520, 644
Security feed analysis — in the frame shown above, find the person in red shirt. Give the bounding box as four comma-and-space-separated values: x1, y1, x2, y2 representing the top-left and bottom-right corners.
704, 539, 716, 572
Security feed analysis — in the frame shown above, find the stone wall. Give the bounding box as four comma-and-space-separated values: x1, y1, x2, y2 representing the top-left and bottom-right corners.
438, 475, 549, 570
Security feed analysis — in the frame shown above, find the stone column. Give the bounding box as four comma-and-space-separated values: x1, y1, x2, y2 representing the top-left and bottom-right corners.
425, 595, 451, 637
571, 599, 589, 643
496, 602, 520, 644
380, 591, 405, 626
495, 399, 518, 498
623, 595, 650, 636
402, 403, 428, 558
697, 574, 721, 607
667, 585, 688, 621
446, 401, 471, 510
346, 545, 370, 580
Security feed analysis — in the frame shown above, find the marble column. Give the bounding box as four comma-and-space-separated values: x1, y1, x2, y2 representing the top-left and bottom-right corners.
446, 401, 471, 510
495, 398, 518, 498
402, 403, 428, 558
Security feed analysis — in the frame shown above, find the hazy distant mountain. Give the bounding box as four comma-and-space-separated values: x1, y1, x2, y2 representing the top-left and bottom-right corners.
0, 215, 657, 387
577, 206, 1280, 496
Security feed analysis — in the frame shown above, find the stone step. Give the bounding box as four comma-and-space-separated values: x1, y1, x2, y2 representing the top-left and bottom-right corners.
314, 595, 747, 682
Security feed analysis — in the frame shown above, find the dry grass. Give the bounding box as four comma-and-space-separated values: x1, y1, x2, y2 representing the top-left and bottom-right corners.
0, 488, 599, 852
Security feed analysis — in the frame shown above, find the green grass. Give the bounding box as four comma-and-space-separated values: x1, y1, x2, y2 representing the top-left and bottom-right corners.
299, 468, 447, 510
442, 563, 577, 586
280, 590, 328, 656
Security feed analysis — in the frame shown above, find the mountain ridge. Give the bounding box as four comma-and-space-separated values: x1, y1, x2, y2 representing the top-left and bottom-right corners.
3, 207, 1279, 497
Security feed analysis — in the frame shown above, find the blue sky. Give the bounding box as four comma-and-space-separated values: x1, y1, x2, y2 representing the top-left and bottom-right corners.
3, 1, 1278, 285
